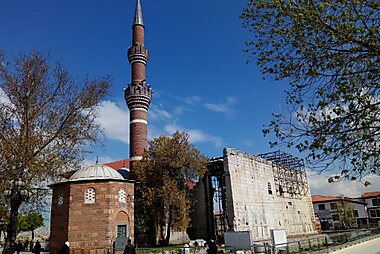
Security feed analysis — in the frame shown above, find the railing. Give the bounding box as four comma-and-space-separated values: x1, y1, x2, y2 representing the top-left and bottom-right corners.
131, 227, 380, 254
238, 227, 380, 253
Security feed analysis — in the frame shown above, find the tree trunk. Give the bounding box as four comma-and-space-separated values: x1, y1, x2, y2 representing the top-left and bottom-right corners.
3, 196, 21, 254
164, 208, 173, 246
154, 218, 161, 246
31, 230, 35, 241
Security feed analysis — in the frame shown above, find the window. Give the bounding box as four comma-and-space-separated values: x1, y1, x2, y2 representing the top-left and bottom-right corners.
117, 225, 127, 237
119, 188, 126, 203
353, 210, 359, 217
372, 198, 379, 206
332, 214, 339, 221
377, 210, 380, 218
318, 204, 326, 210
370, 210, 376, 218
84, 188, 96, 204
330, 203, 337, 210
268, 183, 272, 195
278, 185, 284, 196
57, 192, 64, 206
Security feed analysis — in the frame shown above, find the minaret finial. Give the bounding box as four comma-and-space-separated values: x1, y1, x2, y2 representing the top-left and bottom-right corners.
134, 0, 144, 26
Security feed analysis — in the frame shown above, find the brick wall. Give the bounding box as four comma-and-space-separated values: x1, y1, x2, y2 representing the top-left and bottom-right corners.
50, 183, 70, 254
50, 180, 134, 254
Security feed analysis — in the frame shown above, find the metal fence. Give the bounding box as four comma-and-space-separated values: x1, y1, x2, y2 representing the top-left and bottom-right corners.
243, 227, 380, 254
134, 227, 380, 254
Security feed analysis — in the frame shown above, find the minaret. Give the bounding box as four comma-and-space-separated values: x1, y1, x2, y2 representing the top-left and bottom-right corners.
125, 0, 152, 178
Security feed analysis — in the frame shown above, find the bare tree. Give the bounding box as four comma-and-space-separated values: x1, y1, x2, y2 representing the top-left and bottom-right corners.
0, 51, 111, 254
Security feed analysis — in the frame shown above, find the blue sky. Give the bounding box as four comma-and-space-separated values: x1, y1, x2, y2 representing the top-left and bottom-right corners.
1, 0, 379, 196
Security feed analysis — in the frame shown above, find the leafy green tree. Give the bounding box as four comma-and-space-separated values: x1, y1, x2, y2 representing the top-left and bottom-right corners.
241, 0, 380, 179
0, 51, 111, 254
336, 197, 355, 228
135, 131, 208, 246
18, 211, 44, 241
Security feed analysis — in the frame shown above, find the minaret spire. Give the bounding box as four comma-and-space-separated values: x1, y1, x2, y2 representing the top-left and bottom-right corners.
125, 0, 152, 179
133, 0, 144, 26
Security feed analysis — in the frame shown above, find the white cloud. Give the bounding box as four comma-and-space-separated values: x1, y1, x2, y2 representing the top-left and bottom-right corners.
95, 100, 129, 144
149, 106, 172, 121
307, 170, 380, 197
204, 96, 237, 115
164, 124, 223, 147
184, 96, 202, 105
171, 96, 202, 116
148, 124, 166, 140
94, 96, 225, 150
0, 87, 11, 105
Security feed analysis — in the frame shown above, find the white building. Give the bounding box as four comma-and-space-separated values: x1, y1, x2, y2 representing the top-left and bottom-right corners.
312, 195, 367, 230
360, 191, 380, 225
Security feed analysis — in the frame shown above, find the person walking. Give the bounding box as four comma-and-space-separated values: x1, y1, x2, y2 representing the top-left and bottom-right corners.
15, 241, 22, 254
24, 240, 29, 251
123, 239, 135, 254
207, 240, 217, 254
33, 241, 41, 254
59, 241, 70, 254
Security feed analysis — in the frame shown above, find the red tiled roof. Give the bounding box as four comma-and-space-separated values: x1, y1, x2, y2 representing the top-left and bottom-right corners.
312, 195, 341, 203
104, 159, 130, 170
312, 195, 367, 205
362, 191, 380, 198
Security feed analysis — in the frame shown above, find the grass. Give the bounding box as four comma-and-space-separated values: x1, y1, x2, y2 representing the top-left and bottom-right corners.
136, 245, 184, 254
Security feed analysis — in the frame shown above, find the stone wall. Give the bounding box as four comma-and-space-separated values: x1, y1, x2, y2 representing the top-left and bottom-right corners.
223, 148, 316, 241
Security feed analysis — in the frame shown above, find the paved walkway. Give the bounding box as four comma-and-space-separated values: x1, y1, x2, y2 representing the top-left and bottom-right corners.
331, 237, 380, 254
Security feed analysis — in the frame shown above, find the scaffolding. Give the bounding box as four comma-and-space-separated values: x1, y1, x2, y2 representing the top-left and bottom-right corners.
258, 150, 309, 198
206, 158, 228, 242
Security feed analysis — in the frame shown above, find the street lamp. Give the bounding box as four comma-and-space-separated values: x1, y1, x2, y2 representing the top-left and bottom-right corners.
3, 178, 31, 254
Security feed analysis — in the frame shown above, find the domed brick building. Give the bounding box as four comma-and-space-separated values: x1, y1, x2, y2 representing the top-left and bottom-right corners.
50, 0, 153, 252
49, 164, 134, 254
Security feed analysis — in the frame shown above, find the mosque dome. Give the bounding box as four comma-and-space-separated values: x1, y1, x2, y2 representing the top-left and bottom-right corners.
69, 164, 124, 182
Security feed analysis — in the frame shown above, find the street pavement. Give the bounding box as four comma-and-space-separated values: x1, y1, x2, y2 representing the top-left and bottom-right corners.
331, 237, 380, 254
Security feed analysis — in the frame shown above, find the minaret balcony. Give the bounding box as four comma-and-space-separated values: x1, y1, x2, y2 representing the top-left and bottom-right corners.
128, 45, 149, 65
124, 82, 152, 110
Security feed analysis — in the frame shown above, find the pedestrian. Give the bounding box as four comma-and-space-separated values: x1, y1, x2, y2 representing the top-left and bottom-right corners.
33, 241, 41, 254
123, 239, 135, 254
207, 240, 217, 254
59, 241, 70, 254
24, 240, 29, 251
15, 241, 22, 254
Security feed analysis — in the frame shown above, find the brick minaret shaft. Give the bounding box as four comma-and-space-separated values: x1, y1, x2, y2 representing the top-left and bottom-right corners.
125, 0, 152, 178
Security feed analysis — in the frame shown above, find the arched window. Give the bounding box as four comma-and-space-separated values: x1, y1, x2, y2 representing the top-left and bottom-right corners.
58, 192, 64, 206
268, 182, 273, 195
127, 194, 132, 204
84, 188, 96, 204
119, 188, 126, 203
